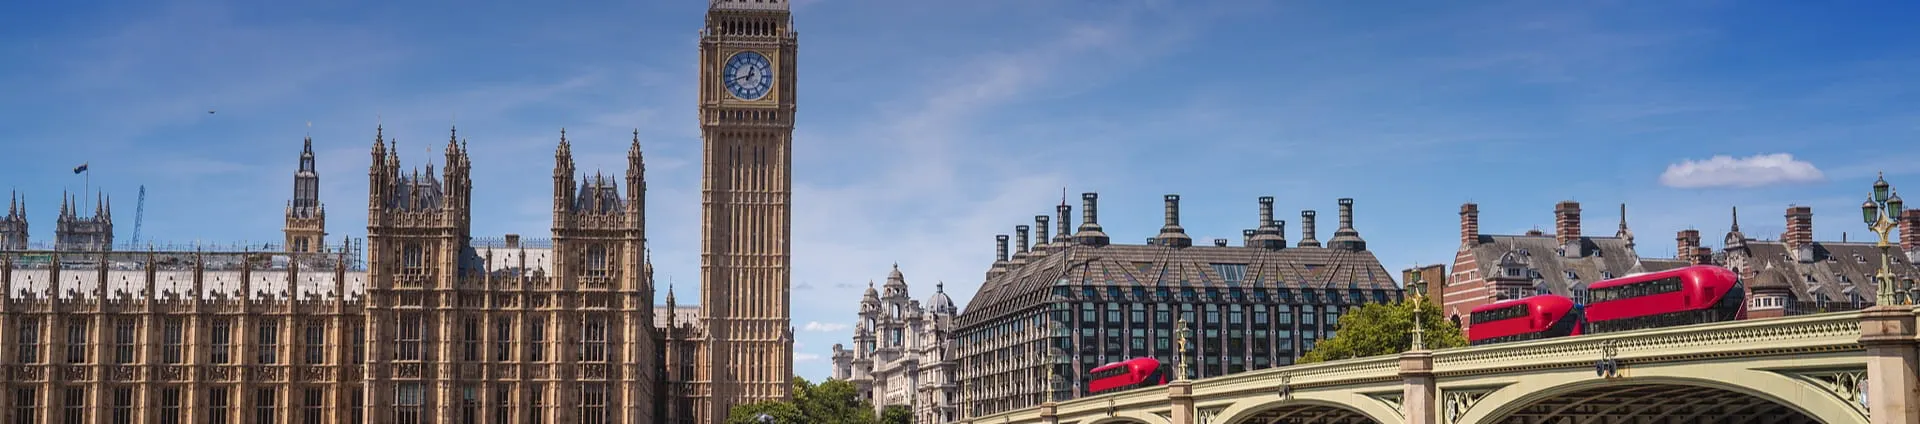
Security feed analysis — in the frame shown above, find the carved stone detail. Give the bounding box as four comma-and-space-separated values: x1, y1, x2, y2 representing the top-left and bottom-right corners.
1441, 387, 1500, 424
1781, 369, 1870, 418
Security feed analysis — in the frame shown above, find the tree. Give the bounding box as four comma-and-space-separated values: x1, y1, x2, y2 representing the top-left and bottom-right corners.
727, 377, 879, 424
1300, 298, 1465, 363
879, 405, 913, 424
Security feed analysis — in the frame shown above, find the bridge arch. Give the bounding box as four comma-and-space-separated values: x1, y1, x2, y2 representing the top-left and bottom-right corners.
1213, 393, 1401, 424
1452, 362, 1864, 424
1077, 411, 1167, 424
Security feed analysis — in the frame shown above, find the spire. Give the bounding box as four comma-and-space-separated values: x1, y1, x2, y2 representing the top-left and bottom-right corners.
1616, 203, 1634, 246
1730, 206, 1741, 232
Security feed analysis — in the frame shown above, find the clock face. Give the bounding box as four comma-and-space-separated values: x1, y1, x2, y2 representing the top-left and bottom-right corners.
723, 51, 774, 101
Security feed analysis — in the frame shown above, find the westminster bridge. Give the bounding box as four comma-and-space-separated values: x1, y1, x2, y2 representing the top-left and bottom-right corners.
958, 306, 1920, 424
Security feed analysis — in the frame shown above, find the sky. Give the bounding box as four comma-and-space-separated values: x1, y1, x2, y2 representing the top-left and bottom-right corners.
3, 0, 1920, 382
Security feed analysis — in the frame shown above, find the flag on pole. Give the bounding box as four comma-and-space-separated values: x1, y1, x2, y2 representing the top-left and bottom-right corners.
72, 163, 88, 174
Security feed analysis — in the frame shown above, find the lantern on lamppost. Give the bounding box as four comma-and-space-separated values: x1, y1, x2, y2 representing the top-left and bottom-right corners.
1861, 172, 1905, 306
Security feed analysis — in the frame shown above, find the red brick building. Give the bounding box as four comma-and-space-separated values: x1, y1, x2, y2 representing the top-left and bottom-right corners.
1442, 201, 1688, 327
1714, 206, 1920, 318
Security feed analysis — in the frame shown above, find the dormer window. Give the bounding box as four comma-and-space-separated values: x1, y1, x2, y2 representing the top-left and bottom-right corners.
1602, 271, 1614, 279
1564, 270, 1578, 280
1804, 274, 1817, 284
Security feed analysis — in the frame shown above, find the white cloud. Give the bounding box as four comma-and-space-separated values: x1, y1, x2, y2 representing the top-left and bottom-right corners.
795, 352, 822, 363
1659, 153, 1825, 189
802, 321, 848, 332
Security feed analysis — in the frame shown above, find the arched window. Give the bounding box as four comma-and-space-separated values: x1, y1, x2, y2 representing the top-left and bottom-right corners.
401, 243, 426, 276
584, 244, 609, 278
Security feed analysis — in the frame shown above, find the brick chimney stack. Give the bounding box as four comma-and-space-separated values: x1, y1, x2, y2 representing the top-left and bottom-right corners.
1014, 225, 1031, 255
1327, 198, 1368, 251
1242, 229, 1256, 247
1033, 215, 1051, 254
1555, 201, 1582, 246
1676, 229, 1701, 260
1785, 205, 1814, 262
1053, 202, 1073, 246
1073, 193, 1110, 247
1297, 210, 1321, 248
1158, 194, 1192, 248
1902, 209, 1920, 263
994, 235, 1009, 263
1460, 203, 1480, 246
1251, 196, 1286, 249
1692, 247, 1714, 265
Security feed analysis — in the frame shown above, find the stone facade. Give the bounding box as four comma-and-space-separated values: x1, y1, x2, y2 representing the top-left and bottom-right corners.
956, 193, 1402, 418
1444, 201, 1688, 326
0, 129, 663, 424
831, 265, 961, 423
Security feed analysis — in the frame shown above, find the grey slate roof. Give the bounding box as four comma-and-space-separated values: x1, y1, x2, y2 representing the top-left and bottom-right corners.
1464, 234, 1660, 295
958, 243, 1397, 327
1724, 237, 1920, 302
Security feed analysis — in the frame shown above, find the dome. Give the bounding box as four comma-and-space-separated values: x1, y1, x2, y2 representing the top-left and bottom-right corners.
926, 281, 958, 314
883, 263, 909, 297
862, 280, 880, 303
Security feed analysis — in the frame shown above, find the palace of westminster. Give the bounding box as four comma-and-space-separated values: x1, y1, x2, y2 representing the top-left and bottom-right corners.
0, 1, 799, 423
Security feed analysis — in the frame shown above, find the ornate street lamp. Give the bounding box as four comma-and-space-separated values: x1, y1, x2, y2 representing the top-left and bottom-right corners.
1862, 172, 1906, 306
1409, 274, 1428, 351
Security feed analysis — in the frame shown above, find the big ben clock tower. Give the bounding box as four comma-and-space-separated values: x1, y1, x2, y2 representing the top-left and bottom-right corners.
694, 0, 797, 422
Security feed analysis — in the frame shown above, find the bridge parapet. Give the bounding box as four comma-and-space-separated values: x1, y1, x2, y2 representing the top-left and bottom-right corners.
1432, 311, 1864, 376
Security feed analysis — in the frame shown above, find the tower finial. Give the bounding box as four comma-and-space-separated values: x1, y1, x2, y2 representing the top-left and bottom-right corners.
1731, 206, 1741, 232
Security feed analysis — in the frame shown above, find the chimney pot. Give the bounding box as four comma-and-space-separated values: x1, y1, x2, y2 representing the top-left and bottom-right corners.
1243, 229, 1256, 246
1786, 205, 1814, 261
1214, 239, 1229, 247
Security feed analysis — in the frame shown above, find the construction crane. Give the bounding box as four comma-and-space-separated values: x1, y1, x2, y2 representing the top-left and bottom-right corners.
130, 185, 146, 245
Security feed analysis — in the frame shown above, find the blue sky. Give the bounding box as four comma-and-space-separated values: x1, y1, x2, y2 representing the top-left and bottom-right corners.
4, 0, 1920, 382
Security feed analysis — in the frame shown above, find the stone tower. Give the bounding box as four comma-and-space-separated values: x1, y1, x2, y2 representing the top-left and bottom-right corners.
55, 190, 112, 251
361, 126, 474, 422
550, 129, 659, 423
1, 191, 25, 250
285, 136, 328, 253
697, 0, 799, 421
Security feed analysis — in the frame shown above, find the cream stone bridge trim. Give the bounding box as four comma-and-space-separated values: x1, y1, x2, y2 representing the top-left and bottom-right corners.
958, 307, 1920, 424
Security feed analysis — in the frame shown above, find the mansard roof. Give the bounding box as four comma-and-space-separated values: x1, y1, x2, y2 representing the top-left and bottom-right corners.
958, 242, 1396, 327
1728, 238, 1918, 302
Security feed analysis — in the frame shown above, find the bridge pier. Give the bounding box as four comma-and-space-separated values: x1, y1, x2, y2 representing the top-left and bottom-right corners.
1860, 306, 1920, 424
1039, 402, 1057, 424
1168, 381, 1194, 424
1400, 350, 1437, 424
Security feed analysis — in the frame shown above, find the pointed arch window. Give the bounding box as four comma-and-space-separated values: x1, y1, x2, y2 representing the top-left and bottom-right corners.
584, 244, 609, 279
401, 243, 427, 276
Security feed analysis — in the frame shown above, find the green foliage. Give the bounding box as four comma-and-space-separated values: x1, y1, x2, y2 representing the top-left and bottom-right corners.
727, 376, 881, 424
726, 400, 805, 424
879, 405, 914, 424
1300, 298, 1465, 363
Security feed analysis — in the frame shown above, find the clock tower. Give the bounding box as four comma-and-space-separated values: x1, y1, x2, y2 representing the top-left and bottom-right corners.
694, 0, 797, 422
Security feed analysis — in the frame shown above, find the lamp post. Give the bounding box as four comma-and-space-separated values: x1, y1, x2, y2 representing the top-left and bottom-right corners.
1410, 274, 1428, 351
1862, 172, 1906, 307
1174, 318, 1192, 381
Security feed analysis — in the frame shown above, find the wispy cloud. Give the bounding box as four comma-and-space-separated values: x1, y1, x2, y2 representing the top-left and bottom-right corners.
801, 321, 848, 332
1659, 153, 1826, 189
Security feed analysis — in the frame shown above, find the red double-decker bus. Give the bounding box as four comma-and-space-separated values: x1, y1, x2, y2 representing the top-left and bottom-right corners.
1087, 358, 1166, 395
1467, 295, 1582, 345
1584, 265, 1745, 334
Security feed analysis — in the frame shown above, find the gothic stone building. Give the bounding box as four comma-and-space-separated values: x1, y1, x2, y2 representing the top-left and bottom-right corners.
956, 193, 1402, 418
1443, 201, 1690, 326
0, 128, 665, 424
830, 265, 960, 423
